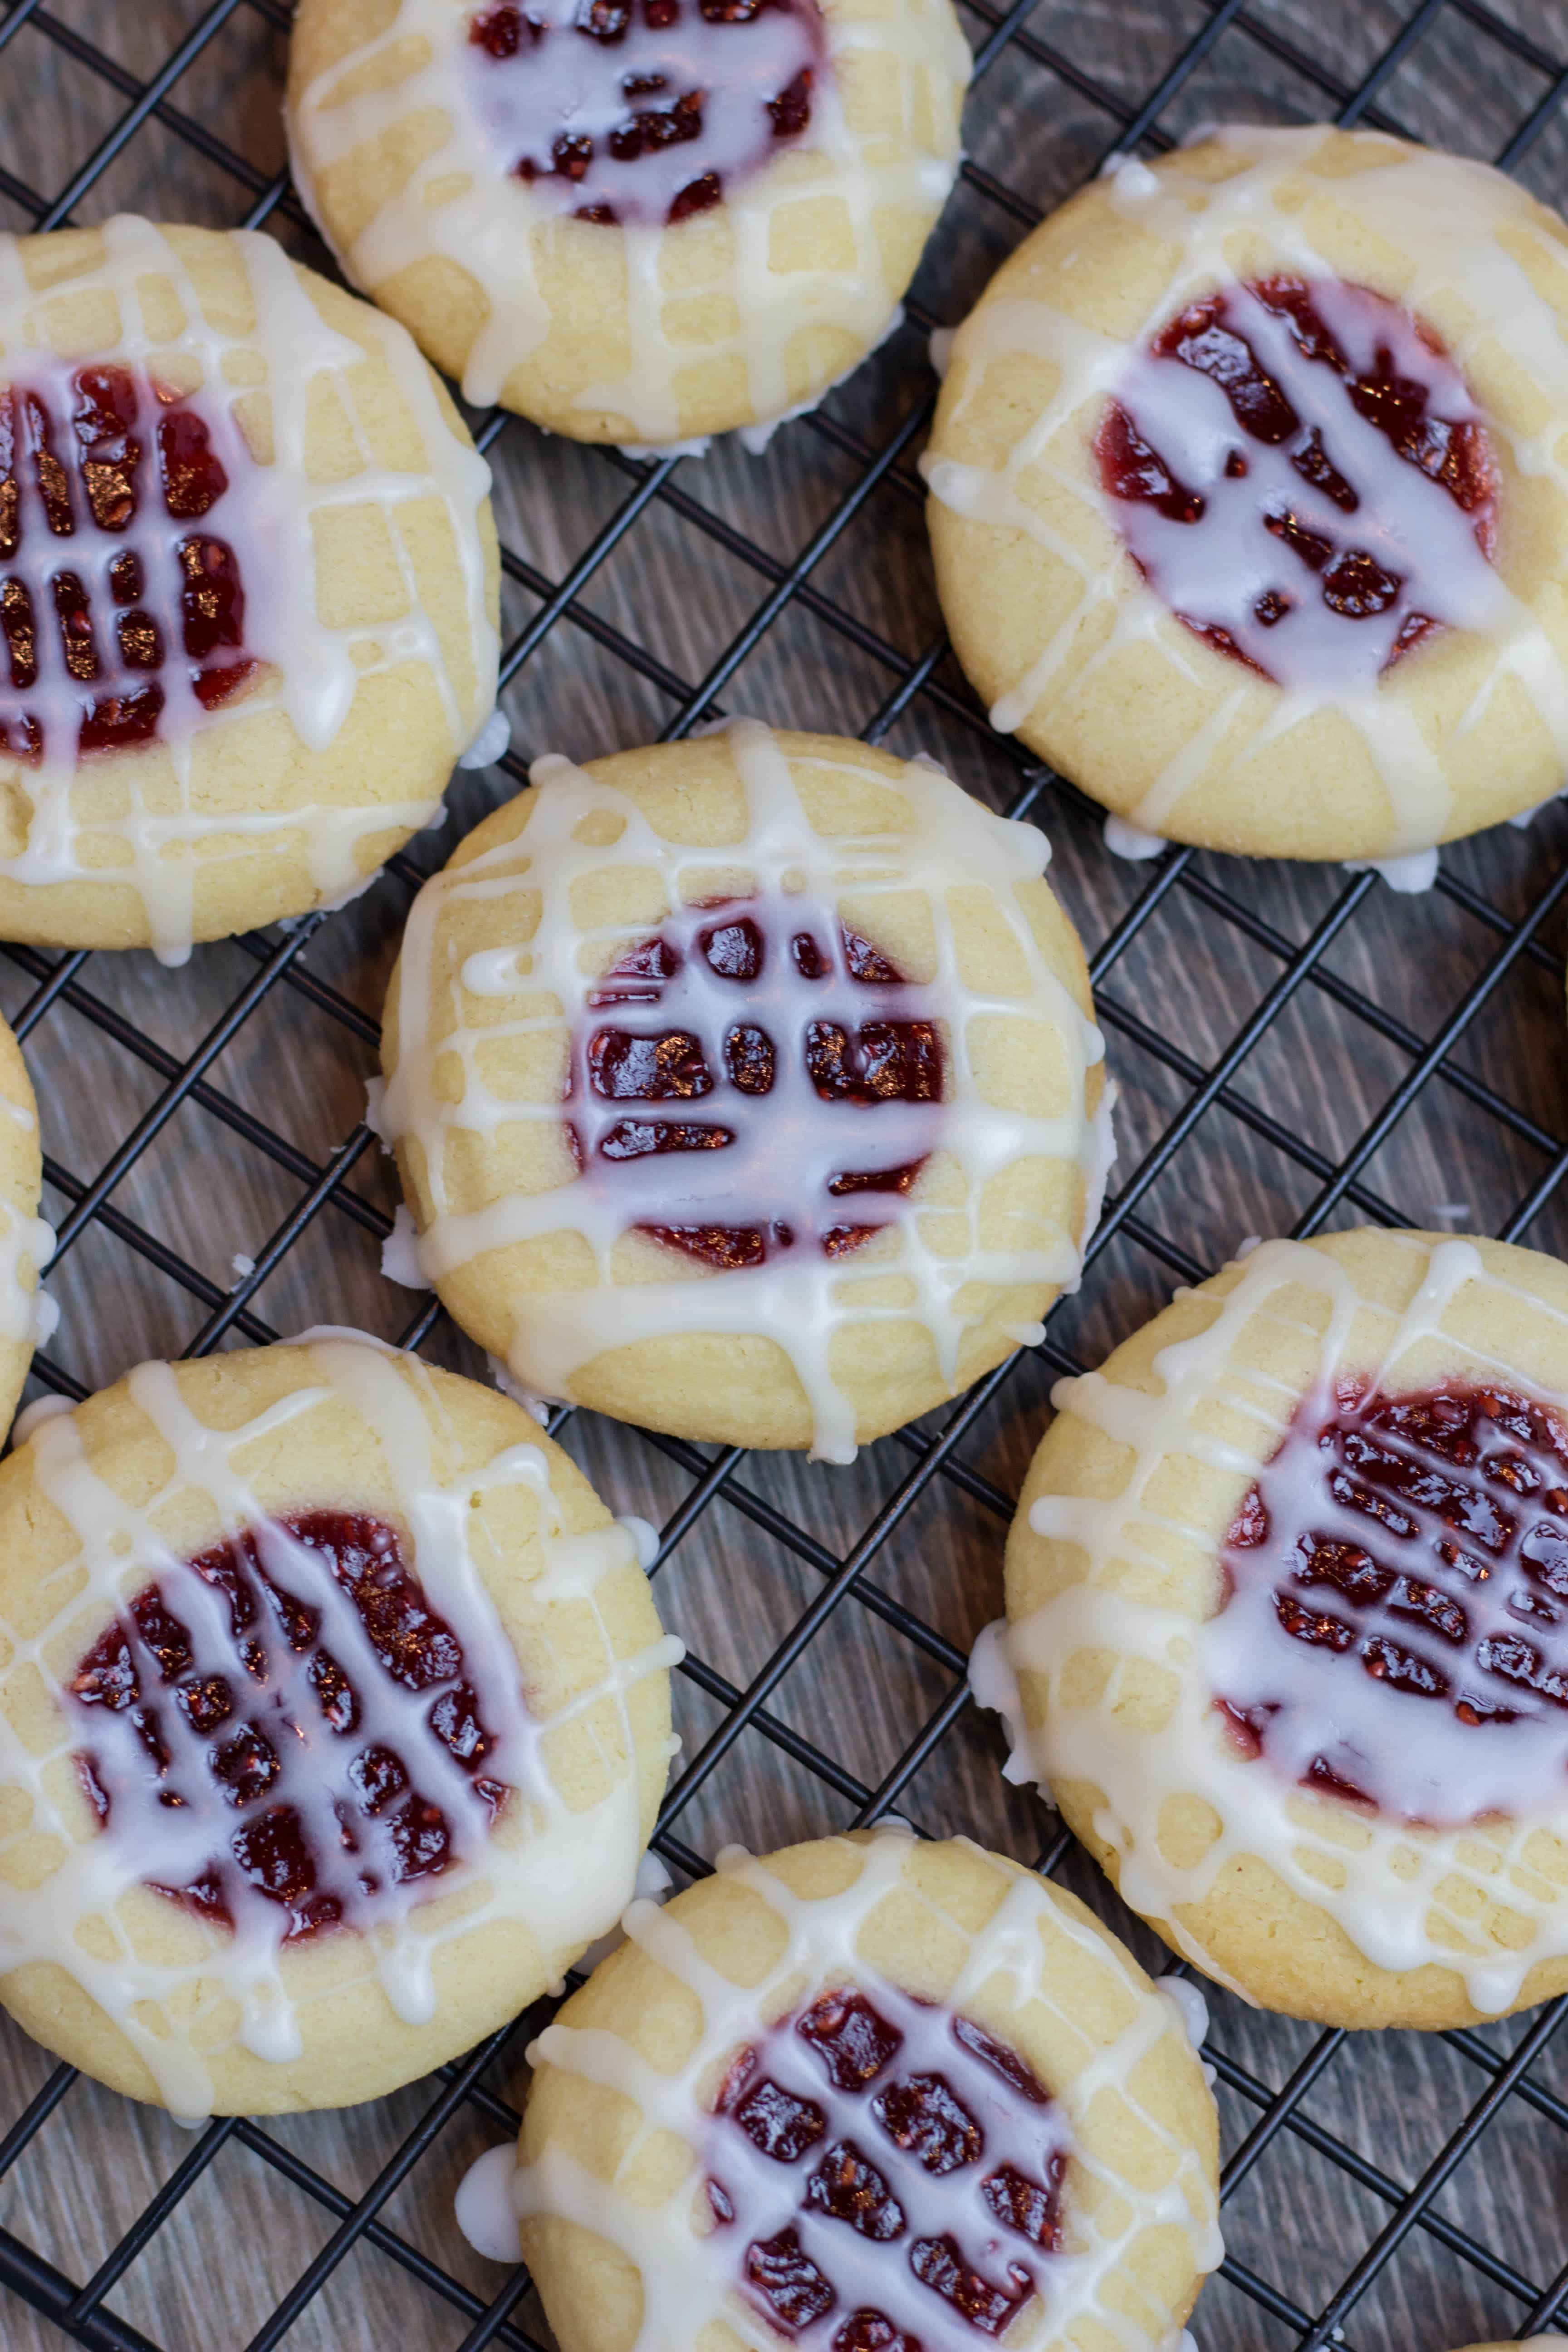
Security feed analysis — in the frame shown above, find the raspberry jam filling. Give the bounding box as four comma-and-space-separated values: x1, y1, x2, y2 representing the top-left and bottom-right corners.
1095, 275, 1502, 693
575, 894, 944, 1271
1206, 1380, 1568, 1824
67, 1511, 507, 1942
707, 1982, 1068, 2349
0, 362, 257, 764
466, 0, 824, 228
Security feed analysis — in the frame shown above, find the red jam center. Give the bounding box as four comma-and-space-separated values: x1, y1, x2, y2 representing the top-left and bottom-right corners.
1210, 1381, 1568, 1823
576, 896, 944, 1271
707, 1984, 1067, 2349
0, 363, 255, 764
466, 0, 823, 228
68, 1511, 506, 1941
1095, 275, 1500, 692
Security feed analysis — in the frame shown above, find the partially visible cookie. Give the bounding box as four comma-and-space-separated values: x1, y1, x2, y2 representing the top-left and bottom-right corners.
0, 1332, 678, 2115
378, 719, 1110, 1459
992, 1228, 1568, 2030
0, 1009, 51, 1431
925, 125, 1568, 867
287, 0, 970, 448
0, 218, 500, 958
459, 1827, 1221, 2352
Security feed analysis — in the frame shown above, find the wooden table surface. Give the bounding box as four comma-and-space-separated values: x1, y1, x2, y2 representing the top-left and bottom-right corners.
3, 0, 1568, 2345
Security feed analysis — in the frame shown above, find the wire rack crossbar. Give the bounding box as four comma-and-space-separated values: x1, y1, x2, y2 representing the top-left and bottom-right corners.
1, 0, 1568, 2345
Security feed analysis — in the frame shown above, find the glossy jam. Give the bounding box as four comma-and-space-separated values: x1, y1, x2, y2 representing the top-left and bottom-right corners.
69, 1511, 505, 1941
1095, 275, 1500, 692
707, 1982, 1066, 2349
0, 363, 255, 763
577, 894, 944, 1270
1210, 1380, 1568, 1823
465, 0, 824, 228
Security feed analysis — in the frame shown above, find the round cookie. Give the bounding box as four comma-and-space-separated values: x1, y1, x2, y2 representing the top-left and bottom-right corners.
377, 719, 1111, 1460
0, 217, 500, 960
923, 124, 1568, 869
0, 1330, 679, 2116
456, 1826, 1221, 2352
0, 1010, 53, 1430
985, 1227, 1568, 2032
287, 0, 971, 450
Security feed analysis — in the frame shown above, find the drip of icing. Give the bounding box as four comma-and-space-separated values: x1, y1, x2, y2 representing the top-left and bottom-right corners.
381, 1202, 430, 1289
999, 1233, 1568, 2012
485, 1354, 555, 1424
0, 1333, 681, 2114
473, 1826, 1220, 2352
0, 1200, 53, 1346
459, 706, 513, 770
1103, 815, 1166, 863
288, 0, 968, 446
0, 220, 498, 958
1342, 847, 1440, 893
12, 1391, 71, 1443
378, 720, 1107, 1463
922, 126, 1568, 858
1154, 1975, 1209, 2053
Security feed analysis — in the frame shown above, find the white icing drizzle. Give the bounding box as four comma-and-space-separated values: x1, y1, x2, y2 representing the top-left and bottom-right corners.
379, 719, 1107, 1462
1107, 277, 1504, 691
1343, 847, 1440, 893
1103, 814, 1167, 863
464, 1826, 1220, 2352
923, 126, 1568, 857
287, 0, 969, 446
0, 218, 498, 960
0, 1332, 681, 2116
995, 1233, 1568, 2013
0, 1193, 53, 1347
459, 0, 824, 227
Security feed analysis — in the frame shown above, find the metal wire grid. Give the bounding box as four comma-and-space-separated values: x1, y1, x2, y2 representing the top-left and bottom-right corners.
0, 0, 1564, 2345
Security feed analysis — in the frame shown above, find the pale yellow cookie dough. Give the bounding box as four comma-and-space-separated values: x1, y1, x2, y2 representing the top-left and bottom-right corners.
0, 1009, 49, 1433
378, 722, 1108, 1455
925, 124, 1568, 863
1002, 1227, 1568, 2031
287, 0, 971, 446
514, 1830, 1220, 2352
0, 1336, 674, 2113
0, 218, 499, 956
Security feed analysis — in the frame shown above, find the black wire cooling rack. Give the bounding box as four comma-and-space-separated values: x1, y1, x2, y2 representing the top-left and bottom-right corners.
5, 0, 1568, 2346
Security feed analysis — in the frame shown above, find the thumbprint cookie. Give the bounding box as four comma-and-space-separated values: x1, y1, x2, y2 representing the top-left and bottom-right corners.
924, 125, 1568, 871
982, 1228, 1568, 2031
0, 1012, 53, 1431
376, 720, 1111, 1460
286, 0, 970, 450
456, 1825, 1221, 2352
0, 1332, 680, 2115
0, 218, 500, 960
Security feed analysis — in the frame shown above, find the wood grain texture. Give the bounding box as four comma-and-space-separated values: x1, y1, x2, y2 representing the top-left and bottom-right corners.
2, 0, 1568, 2346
